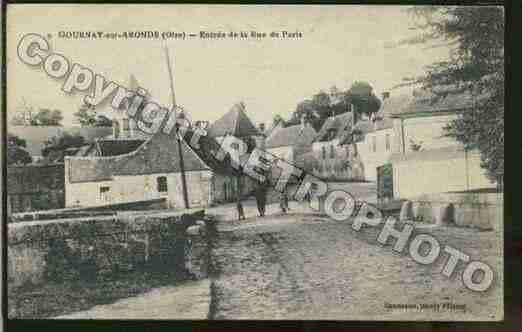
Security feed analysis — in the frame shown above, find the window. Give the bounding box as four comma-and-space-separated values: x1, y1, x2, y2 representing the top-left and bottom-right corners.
322, 146, 326, 159
345, 145, 350, 157
330, 145, 335, 158
371, 136, 377, 153
122, 119, 131, 137
122, 118, 130, 131
100, 186, 110, 201
113, 120, 120, 138
157, 176, 168, 193
385, 134, 391, 152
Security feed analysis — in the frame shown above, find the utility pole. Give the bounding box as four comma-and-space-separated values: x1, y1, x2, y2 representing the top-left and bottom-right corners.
165, 47, 190, 209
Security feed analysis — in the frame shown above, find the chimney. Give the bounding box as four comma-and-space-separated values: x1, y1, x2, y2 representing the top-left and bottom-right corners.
259, 123, 266, 132
382, 91, 390, 101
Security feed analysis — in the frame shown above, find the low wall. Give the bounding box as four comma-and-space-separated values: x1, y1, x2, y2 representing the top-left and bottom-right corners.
10, 198, 168, 222
399, 192, 503, 230
7, 210, 213, 291
391, 148, 496, 199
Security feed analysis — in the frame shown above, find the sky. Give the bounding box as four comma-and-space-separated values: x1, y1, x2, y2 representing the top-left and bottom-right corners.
7, 4, 450, 127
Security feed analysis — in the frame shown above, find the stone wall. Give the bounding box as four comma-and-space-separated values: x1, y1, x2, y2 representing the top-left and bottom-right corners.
391, 147, 496, 199
7, 210, 214, 290
7, 164, 65, 212
65, 167, 213, 209
399, 191, 503, 231
10, 198, 168, 222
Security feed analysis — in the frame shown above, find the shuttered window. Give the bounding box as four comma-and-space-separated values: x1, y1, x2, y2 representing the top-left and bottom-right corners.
157, 176, 168, 193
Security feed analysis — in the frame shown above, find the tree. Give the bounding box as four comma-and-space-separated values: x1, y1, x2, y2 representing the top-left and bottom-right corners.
34, 109, 63, 126
74, 102, 113, 127
405, 6, 504, 184
346, 81, 381, 121
10, 98, 38, 126
10, 114, 27, 126
272, 114, 285, 128
95, 114, 113, 127
7, 134, 32, 165
288, 82, 381, 131
42, 132, 86, 162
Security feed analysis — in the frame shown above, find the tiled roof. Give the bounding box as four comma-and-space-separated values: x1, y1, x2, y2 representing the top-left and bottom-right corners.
314, 112, 353, 143
67, 132, 210, 183
96, 139, 145, 156
390, 91, 474, 117
265, 124, 317, 149
207, 106, 262, 138
8, 126, 113, 157
74, 144, 97, 157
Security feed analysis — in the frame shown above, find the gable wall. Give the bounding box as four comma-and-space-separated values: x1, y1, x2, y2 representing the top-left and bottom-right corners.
65, 160, 213, 209
393, 114, 461, 154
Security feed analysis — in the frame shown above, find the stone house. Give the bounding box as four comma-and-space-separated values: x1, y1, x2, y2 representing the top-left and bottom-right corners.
64, 132, 215, 209
265, 119, 317, 165
207, 105, 265, 202
311, 111, 365, 180
353, 94, 408, 181
388, 92, 497, 199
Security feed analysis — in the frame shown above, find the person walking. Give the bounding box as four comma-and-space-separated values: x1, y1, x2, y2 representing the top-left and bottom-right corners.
236, 193, 246, 221
279, 188, 290, 214
254, 182, 268, 217
235, 177, 246, 220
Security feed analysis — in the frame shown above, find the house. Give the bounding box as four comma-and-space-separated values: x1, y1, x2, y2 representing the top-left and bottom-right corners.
207, 105, 265, 202
265, 118, 317, 165
388, 91, 496, 199
311, 111, 365, 180
353, 93, 408, 181
64, 132, 214, 208
207, 104, 265, 146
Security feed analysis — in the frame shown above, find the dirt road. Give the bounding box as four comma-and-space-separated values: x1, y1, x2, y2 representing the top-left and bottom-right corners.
210, 212, 503, 320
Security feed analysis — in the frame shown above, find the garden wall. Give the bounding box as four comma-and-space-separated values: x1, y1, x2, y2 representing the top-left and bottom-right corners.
400, 191, 503, 231
7, 210, 213, 290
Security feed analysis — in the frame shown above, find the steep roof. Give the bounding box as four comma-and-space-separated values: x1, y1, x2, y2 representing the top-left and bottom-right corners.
265, 124, 317, 149
314, 112, 353, 143
96, 139, 145, 157
67, 132, 210, 183
8, 126, 113, 157
207, 106, 262, 138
